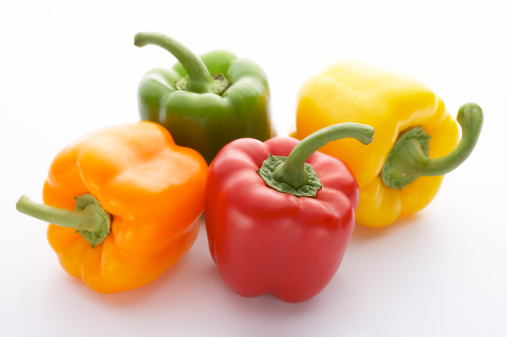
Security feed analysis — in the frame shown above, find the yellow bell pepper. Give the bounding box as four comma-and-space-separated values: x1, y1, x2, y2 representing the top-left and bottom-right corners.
293, 61, 483, 227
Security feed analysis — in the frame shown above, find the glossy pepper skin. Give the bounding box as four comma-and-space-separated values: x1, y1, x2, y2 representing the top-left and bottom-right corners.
135, 32, 275, 164
294, 61, 483, 227
17, 122, 207, 293
205, 124, 374, 303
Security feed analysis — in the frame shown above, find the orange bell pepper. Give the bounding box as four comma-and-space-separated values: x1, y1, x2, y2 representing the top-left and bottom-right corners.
16, 121, 207, 293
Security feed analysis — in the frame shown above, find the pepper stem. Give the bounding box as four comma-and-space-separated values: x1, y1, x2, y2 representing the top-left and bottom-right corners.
381, 103, 484, 190
134, 32, 228, 94
258, 123, 375, 197
16, 194, 111, 248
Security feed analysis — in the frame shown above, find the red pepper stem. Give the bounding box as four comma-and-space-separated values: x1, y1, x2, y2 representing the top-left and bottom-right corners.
134, 32, 215, 94
16, 194, 111, 248
273, 123, 375, 189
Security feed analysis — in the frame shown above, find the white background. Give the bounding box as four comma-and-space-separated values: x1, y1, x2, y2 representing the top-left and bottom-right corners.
1, 1, 506, 336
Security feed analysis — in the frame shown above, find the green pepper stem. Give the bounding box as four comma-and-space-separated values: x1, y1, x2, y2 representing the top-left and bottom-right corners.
381, 103, 483, 190
273, 123, 375, 189
134, 32, 215, 93
16, 194, 111, 247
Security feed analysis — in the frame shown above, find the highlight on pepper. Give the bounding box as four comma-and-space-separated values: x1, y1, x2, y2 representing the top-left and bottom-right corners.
134, 32, 276, 164
294, 61, 483, 228
204, 122, 374, 303
16, 121, 208, 293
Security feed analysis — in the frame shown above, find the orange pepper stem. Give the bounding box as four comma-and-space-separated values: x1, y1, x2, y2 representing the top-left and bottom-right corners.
381, 103, 483, 190
16, 194, 111, 248
258, 123, 374, 197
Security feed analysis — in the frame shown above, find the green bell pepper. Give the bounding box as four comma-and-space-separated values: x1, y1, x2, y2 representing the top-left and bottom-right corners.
134, 32, 276, 164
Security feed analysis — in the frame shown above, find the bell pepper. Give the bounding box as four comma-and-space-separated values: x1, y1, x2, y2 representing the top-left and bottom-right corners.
134, 32, 275, 164
16, 122, 207, 293
205, 123, 375, 303
294, 61, 483, 227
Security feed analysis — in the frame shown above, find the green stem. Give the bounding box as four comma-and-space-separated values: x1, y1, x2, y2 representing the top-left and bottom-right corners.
258, 123, 374, 197
275, 123, 375, 188
16, 194, 111, 248
134, 32, 216, 94
381, 103, 484, 190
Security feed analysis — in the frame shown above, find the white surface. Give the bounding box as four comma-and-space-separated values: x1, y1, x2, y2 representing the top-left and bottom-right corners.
1, 1, 506, 336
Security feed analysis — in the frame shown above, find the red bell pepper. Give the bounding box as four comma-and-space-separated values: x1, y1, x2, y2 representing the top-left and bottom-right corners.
205, 123, 375, 303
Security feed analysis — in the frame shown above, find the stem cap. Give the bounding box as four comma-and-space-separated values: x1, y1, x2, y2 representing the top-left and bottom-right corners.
258, 155, 322, 197
74, 194, 111, 248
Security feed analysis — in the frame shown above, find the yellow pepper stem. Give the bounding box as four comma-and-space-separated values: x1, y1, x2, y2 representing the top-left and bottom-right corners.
381, 103, 484, 190
16, 194, 111, 248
